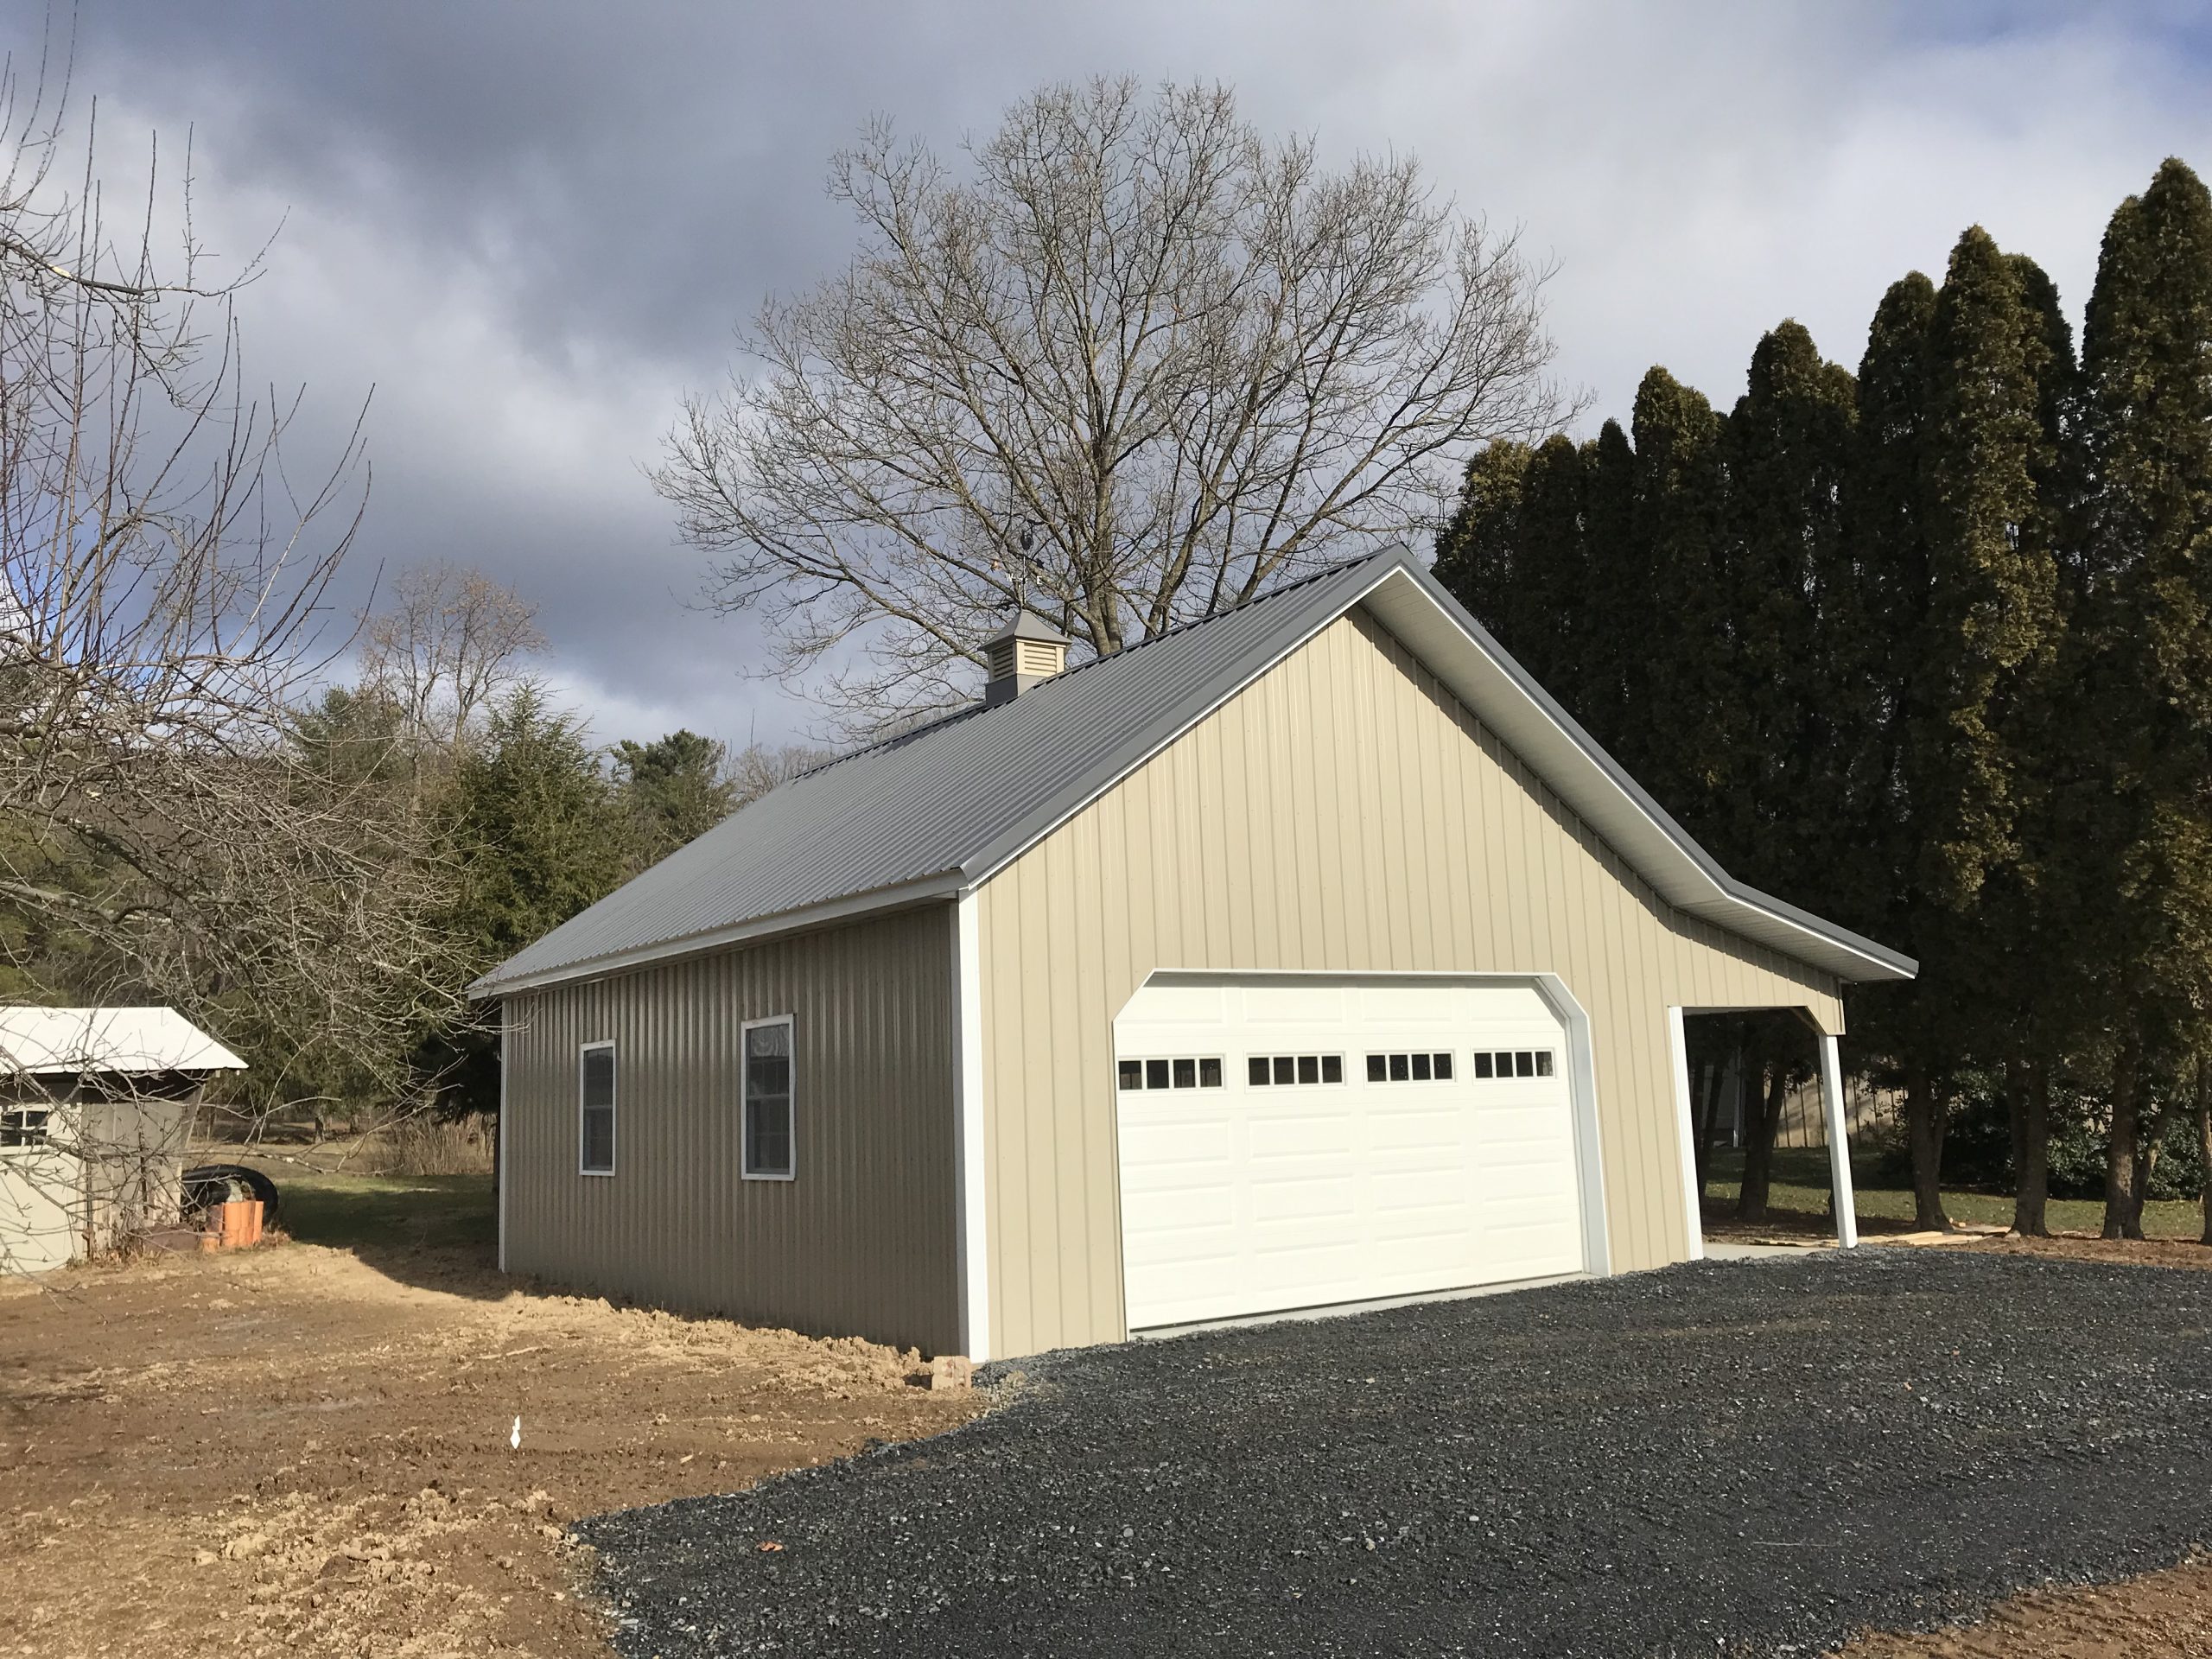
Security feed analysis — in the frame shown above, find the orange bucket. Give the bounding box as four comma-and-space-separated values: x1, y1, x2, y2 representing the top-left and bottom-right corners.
216, 1198, 264, 1249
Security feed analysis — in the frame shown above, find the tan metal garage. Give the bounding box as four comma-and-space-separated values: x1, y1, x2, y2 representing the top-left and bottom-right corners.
480, 546, 1915, 1362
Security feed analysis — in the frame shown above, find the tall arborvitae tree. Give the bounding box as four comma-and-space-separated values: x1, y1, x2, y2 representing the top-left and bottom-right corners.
1434, 440, 1534, 647
1841, 274, 1940, 1092
1893, 227, 2075, 1230
1625, 367, 1737, 836
1719, 323, 1858, 893
2076, 159, 2212, 1239
1717, 323, 1858, 1192
1516, 434, 1597, 715
1574, 419, 1642, 757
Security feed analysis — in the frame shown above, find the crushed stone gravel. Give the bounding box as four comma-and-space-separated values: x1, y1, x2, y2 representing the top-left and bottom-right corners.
575, 1251, 2212, 1657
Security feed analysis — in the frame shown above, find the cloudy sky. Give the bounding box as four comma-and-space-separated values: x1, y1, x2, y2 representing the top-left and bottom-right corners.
29, 1, 2212, 747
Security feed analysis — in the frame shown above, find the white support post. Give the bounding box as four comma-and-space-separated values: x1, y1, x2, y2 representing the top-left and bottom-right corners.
1666, 1007, 1705, 1262
1817, 1031, 1859, 1249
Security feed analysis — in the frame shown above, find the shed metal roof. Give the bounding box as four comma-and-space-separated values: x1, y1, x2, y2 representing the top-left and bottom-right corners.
0, 1007, 247, 1075
474, 547, 1916, 995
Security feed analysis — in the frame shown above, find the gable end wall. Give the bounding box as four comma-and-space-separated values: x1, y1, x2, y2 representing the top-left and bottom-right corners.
974, 607, 1844, 1359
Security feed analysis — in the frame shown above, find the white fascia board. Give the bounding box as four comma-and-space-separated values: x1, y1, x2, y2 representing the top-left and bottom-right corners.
470, 870, 967, 998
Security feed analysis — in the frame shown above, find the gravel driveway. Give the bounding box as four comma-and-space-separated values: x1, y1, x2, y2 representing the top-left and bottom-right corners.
578, 1251, 2212, 1657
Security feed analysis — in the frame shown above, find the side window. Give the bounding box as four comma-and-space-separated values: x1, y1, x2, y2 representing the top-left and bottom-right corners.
743, 1016, 796, 1179
0, 1105, 51, 1151
579, 1043, 616, 1174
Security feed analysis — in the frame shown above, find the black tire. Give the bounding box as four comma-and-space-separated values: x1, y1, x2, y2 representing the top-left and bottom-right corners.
181, 1162, 282, 1228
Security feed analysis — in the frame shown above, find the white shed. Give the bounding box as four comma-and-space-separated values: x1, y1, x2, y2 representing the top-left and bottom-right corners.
0, 1007, 247, 1272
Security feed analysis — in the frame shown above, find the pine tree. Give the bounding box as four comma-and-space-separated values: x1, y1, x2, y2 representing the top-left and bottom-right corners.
612, 729, 740, 875
2076, 160, 2212, 1238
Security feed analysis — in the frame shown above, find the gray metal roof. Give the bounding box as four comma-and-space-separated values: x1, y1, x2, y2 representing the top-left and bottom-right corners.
474, 547, 1916, 995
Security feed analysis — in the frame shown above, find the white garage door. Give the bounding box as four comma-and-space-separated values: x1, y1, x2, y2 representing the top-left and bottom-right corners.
1115, 976, 1586, 1330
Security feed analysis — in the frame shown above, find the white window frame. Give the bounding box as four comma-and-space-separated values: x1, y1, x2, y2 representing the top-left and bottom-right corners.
578, 1040, 616, 1177
0, 1103, 52, 1154
741, 1014, 797, 1182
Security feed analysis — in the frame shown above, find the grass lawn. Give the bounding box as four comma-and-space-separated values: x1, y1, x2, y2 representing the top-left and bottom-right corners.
1706, 1145, 2206, 1237
236, 1164, 498, 1255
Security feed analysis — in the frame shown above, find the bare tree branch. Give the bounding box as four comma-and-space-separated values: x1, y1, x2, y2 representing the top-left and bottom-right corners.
656, 76, 1580, 737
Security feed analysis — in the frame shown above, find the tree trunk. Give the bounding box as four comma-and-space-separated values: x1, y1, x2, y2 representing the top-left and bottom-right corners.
2010, 1058, 2050, 1238
1736, 1062, 1787, 1223
2101, 1033, 2142, 1240
2127, 1106, 2164, 1241
1903, 1064, 1951, 1230
2196, 1052, 2212, 1248
1693, 1061, 1725, 1198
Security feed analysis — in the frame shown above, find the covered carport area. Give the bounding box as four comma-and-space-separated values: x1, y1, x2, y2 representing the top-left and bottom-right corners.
1667, 1003, 1859, 1255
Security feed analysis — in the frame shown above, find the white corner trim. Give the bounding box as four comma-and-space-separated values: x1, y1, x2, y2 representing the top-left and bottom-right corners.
496, 1001, 509, 1274
1666, 1007, 1705, 1262
1817, 1032, 1859, 1249
952, 890, 990, 1362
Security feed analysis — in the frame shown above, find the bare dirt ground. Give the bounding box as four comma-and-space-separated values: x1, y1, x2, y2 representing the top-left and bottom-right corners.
1836, 1557, 2212, 1658
0, 1243, 980, 1658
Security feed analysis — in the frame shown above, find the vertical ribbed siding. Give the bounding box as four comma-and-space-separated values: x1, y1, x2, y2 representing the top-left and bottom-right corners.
501, 904, 960, 1356
976, 610, 1845, 1359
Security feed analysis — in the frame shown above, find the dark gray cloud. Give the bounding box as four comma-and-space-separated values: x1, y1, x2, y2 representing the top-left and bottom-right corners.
18, 0, 2209, 746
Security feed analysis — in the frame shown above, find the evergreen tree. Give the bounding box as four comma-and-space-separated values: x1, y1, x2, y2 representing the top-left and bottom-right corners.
2076, 160, 2212, 1237
1891, 229, 2075, 1230
612, 729, 739, 875
428, 684, 627, 1113
1719, 323, 1857, 893
1574, 419, 1641, 759
1433, 441, 1534, 644
1624, 366, 1736, 835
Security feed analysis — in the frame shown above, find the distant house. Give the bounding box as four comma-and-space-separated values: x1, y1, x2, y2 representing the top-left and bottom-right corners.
475, 548, 1916, 1361
0, 1007, 248, 1271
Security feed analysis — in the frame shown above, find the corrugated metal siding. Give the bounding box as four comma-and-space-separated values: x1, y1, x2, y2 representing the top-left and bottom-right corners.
976, 610, 1846, 1358
502, 904, 961, 1355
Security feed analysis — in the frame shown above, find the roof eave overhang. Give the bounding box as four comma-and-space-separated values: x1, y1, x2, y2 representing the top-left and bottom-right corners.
469, 869, 968, 1000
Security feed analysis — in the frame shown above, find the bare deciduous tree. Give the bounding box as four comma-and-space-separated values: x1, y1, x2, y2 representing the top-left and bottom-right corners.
0, 43, 457, 1194
359, 560, 544, 761
658, 76, 1575, 734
